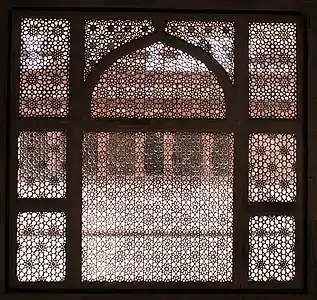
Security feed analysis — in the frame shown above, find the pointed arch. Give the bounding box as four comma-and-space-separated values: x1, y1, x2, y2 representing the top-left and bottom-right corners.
90, 41, 233, 118
163, 33, 234, 95
84, 34, 234, 108
84, 33, 158, 97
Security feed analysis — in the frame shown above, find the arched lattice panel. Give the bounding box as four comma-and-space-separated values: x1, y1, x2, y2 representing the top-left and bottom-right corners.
249, 22, 297, 119
165, 21, 234, 82
19, 18, 70, 117
84, 20, 155, 80
91, 42, 226, 118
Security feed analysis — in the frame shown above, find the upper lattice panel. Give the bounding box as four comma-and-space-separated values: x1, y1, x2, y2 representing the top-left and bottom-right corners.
92, 42, 226, 118
165, 21, 235, 82
249, 22, 297, 119
84, 20, 155, 80
19, 18, 70, 117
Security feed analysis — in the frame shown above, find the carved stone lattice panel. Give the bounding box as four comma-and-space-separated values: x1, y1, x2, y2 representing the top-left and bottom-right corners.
249, 22, 297, 118
17, 212, 66, 282
19, 18, 70, 117
249, 133, 296, 202
166, 21, 235, 82
84, 20, 155, 80
82, 132, 234, 282
92, 42, 226, 118
18, 131, 67, 198
249, 215, 295, 282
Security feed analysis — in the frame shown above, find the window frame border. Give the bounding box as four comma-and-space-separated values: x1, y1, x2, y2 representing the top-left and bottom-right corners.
1, 4, 312, 298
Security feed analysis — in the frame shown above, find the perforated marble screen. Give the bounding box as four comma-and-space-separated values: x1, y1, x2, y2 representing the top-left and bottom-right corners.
82, 132, 234, 282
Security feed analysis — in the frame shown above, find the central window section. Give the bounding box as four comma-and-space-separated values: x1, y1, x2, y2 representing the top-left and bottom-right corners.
82, 35, 234, 282
81, 26, 235, 281
82, 132, 234, 281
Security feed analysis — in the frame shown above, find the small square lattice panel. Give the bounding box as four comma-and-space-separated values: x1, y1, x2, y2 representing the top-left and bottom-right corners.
249, 215, 295, 282
166, 21, 235, 82
82, 132, 234, 282
18, 131, 67, 198
84, 20, 155, 80
19, 18, 70, 117
249, 22, 297, 119
17, 212, 66, 282
91, 42, 226, 118
249, 133, 296, 202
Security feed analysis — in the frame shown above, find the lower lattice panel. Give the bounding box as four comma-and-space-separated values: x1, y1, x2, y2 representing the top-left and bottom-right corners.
82, 235, 233, 282
16, 212, 66, 282
249, 215, 295, 282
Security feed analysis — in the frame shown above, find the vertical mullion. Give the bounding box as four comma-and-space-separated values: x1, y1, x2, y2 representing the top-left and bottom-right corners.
66, 14, 84, 287
306, 10, 317, 294
0, 0, 8, 293
8, 12, 21, 288
295, 16, 305, 289
233, 17, 249, 287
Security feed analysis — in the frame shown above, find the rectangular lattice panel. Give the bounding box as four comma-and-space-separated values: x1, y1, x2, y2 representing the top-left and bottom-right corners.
17, 131, 67, 198
16, 212, 66, 282
249, 215, 295, 282
19, 18, 70, 117
82, 132, 234, 282
249, 22, 297, 118
249, 133, 296, 202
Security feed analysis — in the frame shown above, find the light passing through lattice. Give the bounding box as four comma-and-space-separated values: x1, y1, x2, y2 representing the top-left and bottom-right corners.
84, 19, 155, 80
92, 42, 225, 118
166, 20, 235, 82
249, 22, 297, 118
82, 132, 234, 282
19, 18, 70, 117
18, 131, 67, 198
17, 212, 66, 282
249, 215, 295, 282
249, 133, 296, 202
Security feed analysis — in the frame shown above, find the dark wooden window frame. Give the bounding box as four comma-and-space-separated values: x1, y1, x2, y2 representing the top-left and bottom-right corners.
1, 3, 315, 300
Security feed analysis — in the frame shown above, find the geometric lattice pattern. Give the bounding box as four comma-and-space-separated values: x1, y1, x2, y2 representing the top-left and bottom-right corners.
166, 21, 235, 82
249, 23, 297, 118
18, 131, 67, 198
82, 132, 234, 282
84, 19, 155, 80
16, 212, 66, 282
19, 18, 70, 117
249, 215, 295, 282
92, 42, 226, 118
249, 133, 296, 202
